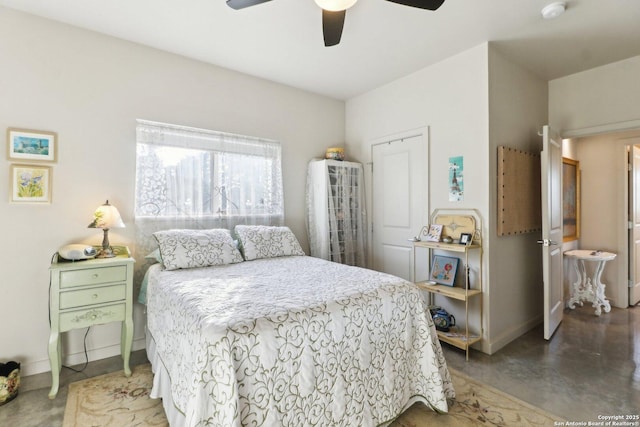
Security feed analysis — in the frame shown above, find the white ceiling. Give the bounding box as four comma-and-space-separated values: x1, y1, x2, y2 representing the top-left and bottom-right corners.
2, 0, 640, 100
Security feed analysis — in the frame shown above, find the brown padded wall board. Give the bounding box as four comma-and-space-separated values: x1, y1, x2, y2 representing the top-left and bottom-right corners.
497, 146, 541, 236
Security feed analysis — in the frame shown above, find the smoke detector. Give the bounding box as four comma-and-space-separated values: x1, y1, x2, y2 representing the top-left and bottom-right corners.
541, 2, 566, 19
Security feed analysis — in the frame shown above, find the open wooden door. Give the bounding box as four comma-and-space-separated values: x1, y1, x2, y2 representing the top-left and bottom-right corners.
539, 125, 564, 340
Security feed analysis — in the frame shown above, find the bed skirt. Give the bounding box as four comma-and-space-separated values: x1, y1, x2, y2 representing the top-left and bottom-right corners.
147, 328, 187, 426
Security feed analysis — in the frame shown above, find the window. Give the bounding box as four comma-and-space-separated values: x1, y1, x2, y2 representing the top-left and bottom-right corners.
134, 120, 284, 261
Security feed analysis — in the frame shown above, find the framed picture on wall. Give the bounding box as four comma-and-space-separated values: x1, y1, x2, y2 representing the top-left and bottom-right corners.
562, 157, 580, 242
7, 128, 57, 163
10, 164, 52, 204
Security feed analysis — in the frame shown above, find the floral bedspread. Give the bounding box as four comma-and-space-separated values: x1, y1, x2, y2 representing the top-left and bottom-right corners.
146, 256, 454, 426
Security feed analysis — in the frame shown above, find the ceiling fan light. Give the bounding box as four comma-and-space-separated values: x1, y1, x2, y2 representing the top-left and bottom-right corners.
541, 2, 566, 19
315, 0, 357, 12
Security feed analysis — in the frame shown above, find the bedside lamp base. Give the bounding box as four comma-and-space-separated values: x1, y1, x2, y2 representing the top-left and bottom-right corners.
95, 228, 116, 258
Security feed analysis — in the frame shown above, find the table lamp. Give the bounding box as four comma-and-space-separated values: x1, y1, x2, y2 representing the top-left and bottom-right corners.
88, 200, 125, 258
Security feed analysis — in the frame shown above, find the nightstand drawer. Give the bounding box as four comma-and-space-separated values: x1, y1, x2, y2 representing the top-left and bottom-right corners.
59, 303, 125, 332
59, 284, 126, 309
60, 265, 127, 288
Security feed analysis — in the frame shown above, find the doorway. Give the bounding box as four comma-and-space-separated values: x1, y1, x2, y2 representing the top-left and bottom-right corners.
563, 129, 640, 308
629, 144, 640, 306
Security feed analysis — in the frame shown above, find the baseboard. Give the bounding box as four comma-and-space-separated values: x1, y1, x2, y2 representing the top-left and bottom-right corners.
481, 315, 542, 355
20, 337, 146, 377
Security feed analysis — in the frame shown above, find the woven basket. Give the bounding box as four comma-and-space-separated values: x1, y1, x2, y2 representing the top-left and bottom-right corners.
0, 361, 20, 406
325, 147, 345, 161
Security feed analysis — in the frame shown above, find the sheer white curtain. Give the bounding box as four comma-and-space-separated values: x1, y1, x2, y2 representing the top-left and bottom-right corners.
134, 120, 284, 259
306, 160, 366, 267
326, 163, 366, 267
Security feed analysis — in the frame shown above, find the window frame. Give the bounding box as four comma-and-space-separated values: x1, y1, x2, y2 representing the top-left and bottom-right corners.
134, 120, 283, 222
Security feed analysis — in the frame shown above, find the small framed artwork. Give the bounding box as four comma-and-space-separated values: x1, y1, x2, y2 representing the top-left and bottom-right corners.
459, 232, 473, 246
430, 255, 459, 286
562, 157, 580, 242
10, 164, 52, 204
7, 128, 57, 163
423, 224, 443, 242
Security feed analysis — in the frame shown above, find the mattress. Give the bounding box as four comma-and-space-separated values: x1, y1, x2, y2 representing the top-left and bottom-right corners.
145, 255, 454, 426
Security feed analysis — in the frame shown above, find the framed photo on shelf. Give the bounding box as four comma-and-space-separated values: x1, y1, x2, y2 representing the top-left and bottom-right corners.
7, 128, 57, 163
423, 224, 443, 242
459, 232, 473, 245
10, 164, 52, 204
430, 255, 459, 286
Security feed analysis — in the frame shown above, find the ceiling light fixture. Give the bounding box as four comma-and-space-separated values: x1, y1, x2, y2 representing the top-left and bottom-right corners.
541, 2, 566, 19
314, 0, 358, 12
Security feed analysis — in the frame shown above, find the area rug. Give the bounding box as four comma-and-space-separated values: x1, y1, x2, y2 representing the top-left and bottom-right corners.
62, 364, 167, 427
390, 370, 559, 426
63, 364, 559, 426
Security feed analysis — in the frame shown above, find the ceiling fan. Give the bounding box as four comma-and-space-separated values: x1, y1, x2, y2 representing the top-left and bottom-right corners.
226, 0, 446, 47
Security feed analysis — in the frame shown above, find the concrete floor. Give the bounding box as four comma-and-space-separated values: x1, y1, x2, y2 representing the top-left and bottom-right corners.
1, 305, 638, 426
445, 305, 640, 423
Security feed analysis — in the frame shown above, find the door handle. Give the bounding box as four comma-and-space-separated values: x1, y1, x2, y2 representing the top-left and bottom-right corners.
536, 239, 558, 247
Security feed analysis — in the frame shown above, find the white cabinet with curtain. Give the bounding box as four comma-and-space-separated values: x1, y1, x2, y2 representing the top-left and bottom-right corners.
306, 159, 366, 267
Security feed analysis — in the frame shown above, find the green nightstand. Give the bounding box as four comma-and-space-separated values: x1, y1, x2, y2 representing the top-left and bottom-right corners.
48, 246, 135, 399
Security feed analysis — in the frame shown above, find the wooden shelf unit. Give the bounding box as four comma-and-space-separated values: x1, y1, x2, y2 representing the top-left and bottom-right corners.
415, 281, 482, 301
413, 210, 483, 360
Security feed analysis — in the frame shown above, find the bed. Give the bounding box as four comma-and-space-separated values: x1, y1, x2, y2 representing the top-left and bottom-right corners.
143, 226, 454, 426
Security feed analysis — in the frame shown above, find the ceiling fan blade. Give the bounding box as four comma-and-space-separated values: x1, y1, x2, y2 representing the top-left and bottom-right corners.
322, 9, 346, 47
384, 0, 445, 10
226, 0, 272, 10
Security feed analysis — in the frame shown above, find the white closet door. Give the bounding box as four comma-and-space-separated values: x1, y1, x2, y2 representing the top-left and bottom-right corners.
372, 134, 427, 281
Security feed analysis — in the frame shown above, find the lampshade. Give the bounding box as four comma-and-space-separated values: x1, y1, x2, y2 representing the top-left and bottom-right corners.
88, 200, 125, 230
88, 200, 124, 258
314, 0, 357, 11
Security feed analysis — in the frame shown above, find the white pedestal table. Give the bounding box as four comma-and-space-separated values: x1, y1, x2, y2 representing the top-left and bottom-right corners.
564, 249, 616, 316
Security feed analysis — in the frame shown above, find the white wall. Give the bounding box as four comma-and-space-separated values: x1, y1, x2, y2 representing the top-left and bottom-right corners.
346, 43, 492, 352
487, 46, 548, 351
550, 55, 640, 133
346, 42, 490, 221
346, 44, 549, 354
550, 55, 640, 309
0, 6, 344, 375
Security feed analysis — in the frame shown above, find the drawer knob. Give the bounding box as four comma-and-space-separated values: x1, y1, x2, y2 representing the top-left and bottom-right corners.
92, 294, 98, 299
71, 309, 115, 324
92, 273, 99, 279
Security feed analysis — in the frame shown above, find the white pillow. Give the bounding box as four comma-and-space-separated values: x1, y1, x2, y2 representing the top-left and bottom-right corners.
235, 225, 305, 261
153, 229, 244, 270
